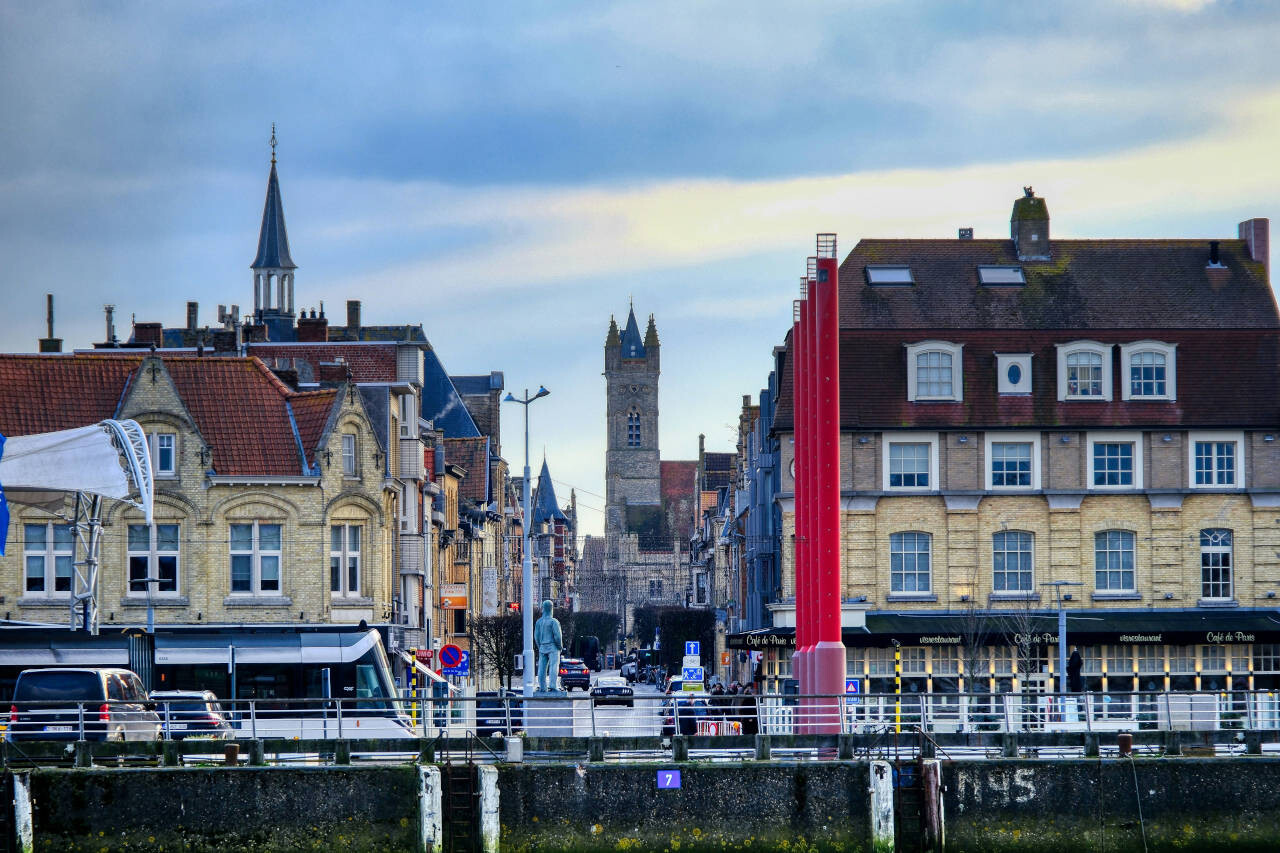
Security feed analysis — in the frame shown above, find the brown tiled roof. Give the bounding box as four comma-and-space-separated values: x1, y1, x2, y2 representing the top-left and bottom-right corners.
701, 452, 736, 489
838, 238, 1277, 330
0, 354, 141, 437
247, 343, 399, 383
444, 437, 490, 504
661, 460, 697, 503
291, 388, 341, 460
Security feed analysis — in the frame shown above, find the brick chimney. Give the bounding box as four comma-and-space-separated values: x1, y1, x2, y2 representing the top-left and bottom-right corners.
1011, 187, 1050, 261
133, 322, 163, 348
296, 307, 329, 342
346, 300, 361, 337
318, 359, 351, 385
1239, 218, 1270, 281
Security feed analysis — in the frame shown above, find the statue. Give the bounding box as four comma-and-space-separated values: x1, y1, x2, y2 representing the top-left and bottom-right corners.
534, 599, 563, 692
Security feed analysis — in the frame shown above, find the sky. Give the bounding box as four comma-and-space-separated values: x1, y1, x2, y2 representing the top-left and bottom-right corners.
4, 0, 1280, 538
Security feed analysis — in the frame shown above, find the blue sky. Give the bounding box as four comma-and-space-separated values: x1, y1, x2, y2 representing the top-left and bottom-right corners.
4, 0, 1280, 535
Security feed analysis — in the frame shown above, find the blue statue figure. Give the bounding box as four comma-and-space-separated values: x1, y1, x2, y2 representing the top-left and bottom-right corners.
533, 599, 563, 692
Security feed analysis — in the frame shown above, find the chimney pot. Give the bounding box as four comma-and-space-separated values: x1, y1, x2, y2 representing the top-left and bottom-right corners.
186, 301, 199, 331
1208, 240, 1222, 267
347, 300, 361, 333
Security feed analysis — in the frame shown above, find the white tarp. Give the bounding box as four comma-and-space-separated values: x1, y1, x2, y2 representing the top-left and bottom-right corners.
0, 424, 131, 503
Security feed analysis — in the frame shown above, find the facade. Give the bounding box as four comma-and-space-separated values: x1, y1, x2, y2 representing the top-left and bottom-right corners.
597, 306, 697, 644
737, 191, 1280, 703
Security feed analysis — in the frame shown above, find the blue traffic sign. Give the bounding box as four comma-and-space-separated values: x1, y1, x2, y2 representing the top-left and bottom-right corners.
438, 644, 463, 669
685, 641, 700, 657
443, 650, 470, 677
682, 666, 705, 683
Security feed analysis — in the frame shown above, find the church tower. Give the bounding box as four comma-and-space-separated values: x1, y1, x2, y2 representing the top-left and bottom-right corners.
251, 125, 297, 341
604, 305, 662, 540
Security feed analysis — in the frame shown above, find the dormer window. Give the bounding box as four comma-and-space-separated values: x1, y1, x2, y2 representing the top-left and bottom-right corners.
977, 266, 1025, 286
865, 266, 914, 286
1120, 341, 1176, 401
905, 341, 963, 402
1056, 341, 1113, 402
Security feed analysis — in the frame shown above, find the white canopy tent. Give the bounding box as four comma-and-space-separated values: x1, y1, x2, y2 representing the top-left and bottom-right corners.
0, 420, 154, 634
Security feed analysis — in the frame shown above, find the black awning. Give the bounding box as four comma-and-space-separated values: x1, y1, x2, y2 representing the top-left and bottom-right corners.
727, 610, 1280, 650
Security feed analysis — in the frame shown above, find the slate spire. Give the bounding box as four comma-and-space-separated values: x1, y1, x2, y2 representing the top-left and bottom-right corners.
252, 130, 296, 271
251, 126, 297, 339
619, 305, 645, 359
533, 458, 568, 523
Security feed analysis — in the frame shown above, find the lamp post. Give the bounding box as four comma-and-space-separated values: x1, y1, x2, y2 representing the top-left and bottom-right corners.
1042, 580, 1082, 693
504, 386, 550, 696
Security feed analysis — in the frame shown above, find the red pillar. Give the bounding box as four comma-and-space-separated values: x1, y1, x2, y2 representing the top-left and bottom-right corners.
813, 244, 846, 732
790, 302, 808, 718
801, 286, 818, 729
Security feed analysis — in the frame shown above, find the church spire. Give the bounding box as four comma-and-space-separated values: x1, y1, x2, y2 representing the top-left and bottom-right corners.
620, 305, 645, 359
644, 313, 659, 349
251, 126, 296, 338
606, 315, 620, 347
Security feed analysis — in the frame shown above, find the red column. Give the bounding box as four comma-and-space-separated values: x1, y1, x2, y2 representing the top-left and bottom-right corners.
790, 304, 807, 715
802, 288, 817, 729
813, 252, 846, 731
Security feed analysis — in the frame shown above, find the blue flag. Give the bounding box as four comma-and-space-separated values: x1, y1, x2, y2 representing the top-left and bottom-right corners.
0, 433, 7, 556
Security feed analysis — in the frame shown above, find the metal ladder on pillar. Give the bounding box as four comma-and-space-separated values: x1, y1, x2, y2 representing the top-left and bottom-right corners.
442, 737, 479, 853
893, 740, 926, 853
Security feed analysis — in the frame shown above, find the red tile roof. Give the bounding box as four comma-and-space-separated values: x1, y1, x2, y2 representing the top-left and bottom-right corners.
247, 343, 398, 383
444, 437, 491, 504
0, 354, 142, 437
291, 390, 340, 460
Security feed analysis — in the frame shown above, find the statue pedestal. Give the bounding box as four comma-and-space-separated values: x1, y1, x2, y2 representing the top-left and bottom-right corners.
526, 693, 574, 737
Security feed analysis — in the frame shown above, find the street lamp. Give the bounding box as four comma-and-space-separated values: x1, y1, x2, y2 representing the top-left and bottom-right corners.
1042, 580, 1082, 693
503, 386, 550, 697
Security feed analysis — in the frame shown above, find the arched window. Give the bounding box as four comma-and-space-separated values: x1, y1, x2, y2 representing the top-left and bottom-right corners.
1200, 529, 1233, 600
1094, 530, 1135, 592
627, 409, 641, 447
905, 341, 963, 401
1120, 341, 1176, 401
1056, 341, 1113, 401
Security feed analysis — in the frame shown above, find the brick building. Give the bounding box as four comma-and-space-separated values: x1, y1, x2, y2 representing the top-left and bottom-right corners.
736, 190, 1280, 710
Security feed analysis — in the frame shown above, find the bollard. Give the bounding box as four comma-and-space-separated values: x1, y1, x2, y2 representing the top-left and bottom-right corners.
335, 740, 351, 765
1084, 733, 1100, 758
224, 743, 240, 766
162, 740, 181, 767
837, 733, 855, 760
1118, 732, 1133, 757
248, 740, 266, 766
74, 740, 92, 768
755, 735, 771, 761
1162, 730, 1180, 756
1246, 730, 1262, 755
672, 736, 689, 762
588, 737, 604, 763
1001, 733, 1018, 758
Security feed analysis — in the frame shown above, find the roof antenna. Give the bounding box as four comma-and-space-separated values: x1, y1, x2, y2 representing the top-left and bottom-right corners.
270, 123, 277, 164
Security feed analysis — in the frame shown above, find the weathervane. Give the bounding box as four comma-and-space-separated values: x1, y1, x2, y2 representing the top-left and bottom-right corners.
270, 123, 277, 164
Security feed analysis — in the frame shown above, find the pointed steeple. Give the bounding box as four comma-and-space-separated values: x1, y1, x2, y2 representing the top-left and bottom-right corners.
533, 458, 568, 524
644, 313, 659, 349
251, 125, 297, 339
251, 136, 296, 270
606, 315, 620, 347
620, 305, 645, 359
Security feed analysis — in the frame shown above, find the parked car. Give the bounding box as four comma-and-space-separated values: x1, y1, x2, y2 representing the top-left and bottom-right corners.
8, 668, 161, 742
620, 657, 638, 684
558, 658, 591, 691
661, 695, 709, 736
590, 676, 634, 707
475, 690, 524, 737
150, 690, 234, 740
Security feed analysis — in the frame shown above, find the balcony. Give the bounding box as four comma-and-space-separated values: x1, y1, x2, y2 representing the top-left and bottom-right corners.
399, 437, 423, 480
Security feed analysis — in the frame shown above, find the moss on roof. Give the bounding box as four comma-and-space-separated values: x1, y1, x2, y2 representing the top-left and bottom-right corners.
1011, 195, 1049, 221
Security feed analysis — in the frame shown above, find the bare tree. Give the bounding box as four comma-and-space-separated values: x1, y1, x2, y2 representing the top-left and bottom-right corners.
471, 613, 523, 690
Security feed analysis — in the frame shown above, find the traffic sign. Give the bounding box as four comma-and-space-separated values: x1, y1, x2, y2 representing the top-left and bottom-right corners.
443, 650, 470, 677
720, 651, 731, 667
845, 678, 861, 705
682, 666, 705, 683
684, 641, 700, 657
682, 654, 701, 669
439, 644, 463, 669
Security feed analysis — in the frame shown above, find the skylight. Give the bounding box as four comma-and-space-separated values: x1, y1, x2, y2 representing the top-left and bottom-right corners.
977, 265, 1026, 286
865, 265, 914, 286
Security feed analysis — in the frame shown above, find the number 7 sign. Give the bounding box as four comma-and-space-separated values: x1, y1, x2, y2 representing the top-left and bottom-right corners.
657, 770, 682, 789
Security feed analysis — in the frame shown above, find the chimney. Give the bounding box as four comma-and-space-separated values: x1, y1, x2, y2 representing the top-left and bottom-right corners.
346, 300, 361, 336
186, 301, 199, 332
958, 227, 974, 240
38, 294, 62, 353
296, 307, 330, 342
133, 322, 163, 348
318, 360, 352, 385
105, 305, 117, 345
1010, 187, 1050, 261
1208, 241, 1223, 268
1239, 218, 1271, 281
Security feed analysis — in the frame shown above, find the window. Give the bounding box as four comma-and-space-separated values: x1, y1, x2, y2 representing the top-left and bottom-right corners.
694, 572, 708, 606
1189, 432, 1244, 488
127, 524, 179, 595
1200, 528, 1233, 600
149, 432, 176, 476
341, 434, 357, 476
988, 437, 1036, 489
1056, 342, 1113, 401
889, 532, 931, 593
996, 354, 1032, 395
992, 531, 1033, 592
627, 410, 641, 447
1094, 530, 1135, 592
229, 522, 282, 595
23, 523, 73, 595
1088, 433, 1143, 489
648, 578, 663, 598
330, 524, 362, 597
865, 265, 914, 285
882, 433, 941, 491
977, 265, 1025, 286
452, 609, 467, 635
1120, 341, 1176, 401
905, 342, 963, 402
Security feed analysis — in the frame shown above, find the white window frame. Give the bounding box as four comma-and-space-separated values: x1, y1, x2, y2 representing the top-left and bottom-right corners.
1087, 431, 1144, 490
1120, 341, 1177, 401
1200, 528, 1234, 601
1094, 529, 1136, 593
229, 521, 283, 596
127, 522, 181, 597
996, 353, 1033, 395
882, 432, 940, 491
149, 432, 177, 477
23, 522, 73, 597
992, 530, 1035, 594
1056, 341, 1113, 402
1188, 430, 1245, 489
889, 531, 932, 594
983, 431, 1041, 490
905, 341, 963, 402
341, 433, 357, 477
330, 523, 362, 597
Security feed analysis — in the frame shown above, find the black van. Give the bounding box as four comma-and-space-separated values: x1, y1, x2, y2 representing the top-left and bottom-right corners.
8, 668, 161, 742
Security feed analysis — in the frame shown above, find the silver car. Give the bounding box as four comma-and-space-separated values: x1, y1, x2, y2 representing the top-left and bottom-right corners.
8, 668, 161, 742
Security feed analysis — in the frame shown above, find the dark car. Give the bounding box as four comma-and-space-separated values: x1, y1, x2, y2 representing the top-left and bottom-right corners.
475, 690, 524, 737
8, 667, 160, 742
150, 690, 234, 740
558, 658, 591, 691
590, 676, 634, 707
661, 695, 709, 736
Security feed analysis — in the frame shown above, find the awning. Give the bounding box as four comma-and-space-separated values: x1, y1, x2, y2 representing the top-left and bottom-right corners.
399, 651, 456, 690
